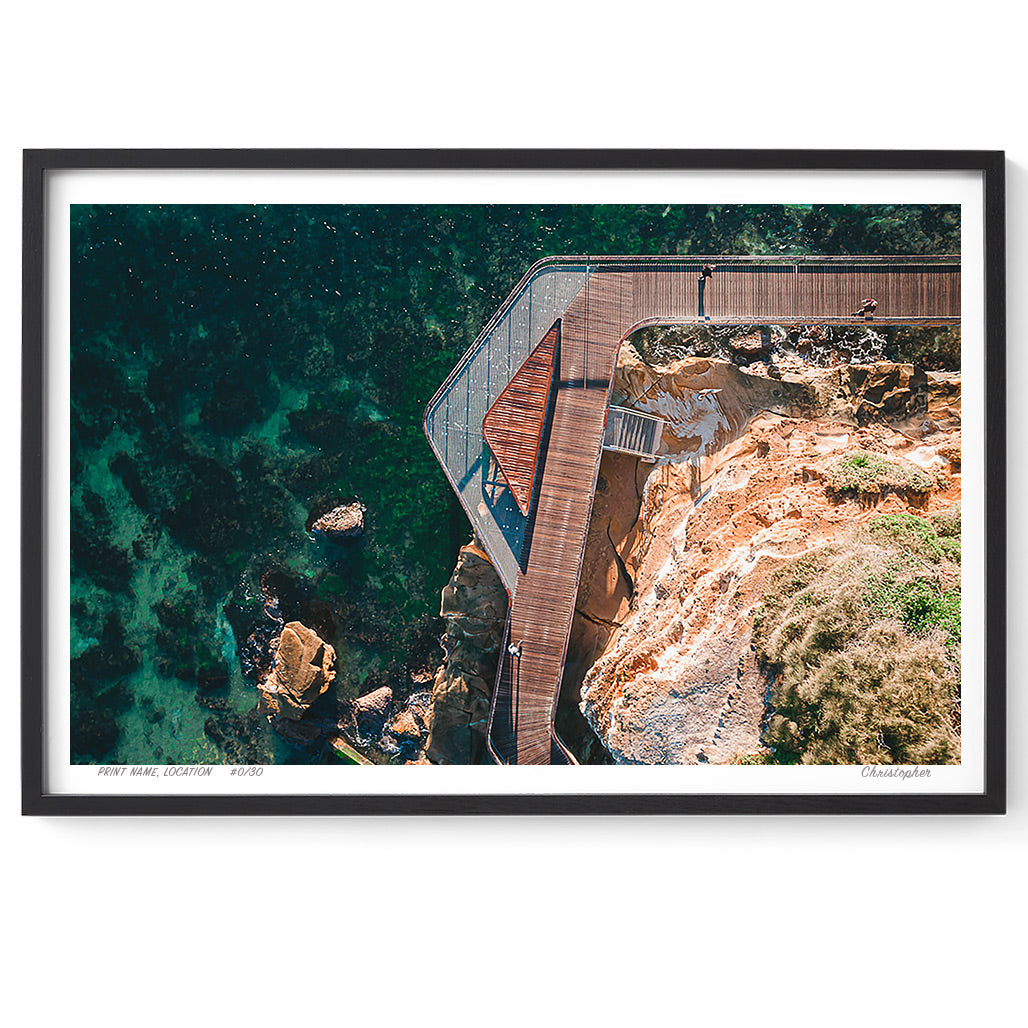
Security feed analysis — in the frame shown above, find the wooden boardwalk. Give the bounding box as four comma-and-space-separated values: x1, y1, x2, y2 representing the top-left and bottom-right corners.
489, 273, 636, 763
425, 256, 961, 764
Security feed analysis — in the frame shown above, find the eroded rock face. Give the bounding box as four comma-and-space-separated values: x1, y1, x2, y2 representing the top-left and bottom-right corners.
258, 621, 336, 721
563, 451, 645, 731
840, 363, 927, 424
613, 347, 928, 456
926, 371, 961, 427
575, 350, 961, 764
426, 540, 509, 764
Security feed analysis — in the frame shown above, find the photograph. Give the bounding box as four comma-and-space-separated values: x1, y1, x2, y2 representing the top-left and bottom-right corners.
69, 204, 964, 765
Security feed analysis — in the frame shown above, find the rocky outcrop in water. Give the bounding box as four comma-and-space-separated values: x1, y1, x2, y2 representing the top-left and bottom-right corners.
350, 685, 393, 735
426, 541, 509, 764
336, 679, 433, 763
257, 621, 336, 721
311, 502, 366, 541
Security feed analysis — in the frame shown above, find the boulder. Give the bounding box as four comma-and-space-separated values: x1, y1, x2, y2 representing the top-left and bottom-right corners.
389, 708, 422, 743
257, 622, 335, 721
311, 502, 365, 541
350, 685, 393, 735
728, 330, 773, 360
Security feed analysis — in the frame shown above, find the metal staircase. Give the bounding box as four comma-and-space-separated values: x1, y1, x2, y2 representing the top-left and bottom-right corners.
602, 406, 664, 460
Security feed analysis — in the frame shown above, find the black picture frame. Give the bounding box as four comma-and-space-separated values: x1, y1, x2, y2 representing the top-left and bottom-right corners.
22, 148, 1006, 815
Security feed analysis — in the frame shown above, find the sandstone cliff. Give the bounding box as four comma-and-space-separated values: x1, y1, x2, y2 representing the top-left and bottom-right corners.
573, 346, 961, 764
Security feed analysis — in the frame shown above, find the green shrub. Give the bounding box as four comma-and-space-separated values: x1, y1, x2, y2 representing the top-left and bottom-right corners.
754, 507, 960, 765
824, 450, 935, 498
869, 512, 945, 558
931, 505, 961, 536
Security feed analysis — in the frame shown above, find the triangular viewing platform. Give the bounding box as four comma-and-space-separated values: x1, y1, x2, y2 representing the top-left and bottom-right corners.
481, 321, 559, 516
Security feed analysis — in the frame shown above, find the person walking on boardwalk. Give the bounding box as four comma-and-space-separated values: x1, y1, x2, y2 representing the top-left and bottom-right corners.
698, 264, 714, 319
851, 297, 878, 318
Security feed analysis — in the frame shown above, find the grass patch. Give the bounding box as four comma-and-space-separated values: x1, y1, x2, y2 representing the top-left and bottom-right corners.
753, 506, 961, 765
869, 511, 961, 564
824, 450, 936, 499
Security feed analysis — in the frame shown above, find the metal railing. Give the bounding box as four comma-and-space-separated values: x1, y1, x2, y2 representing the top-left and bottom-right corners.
423, 262, 590, 590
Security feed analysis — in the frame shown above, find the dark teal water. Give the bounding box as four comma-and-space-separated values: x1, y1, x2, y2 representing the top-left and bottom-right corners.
70, 204, 960, 763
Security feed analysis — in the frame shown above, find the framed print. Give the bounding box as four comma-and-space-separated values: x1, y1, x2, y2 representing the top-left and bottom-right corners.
22, 149, 1006, 814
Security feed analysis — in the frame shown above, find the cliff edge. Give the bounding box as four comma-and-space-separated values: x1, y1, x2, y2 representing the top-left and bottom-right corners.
572, 345, 961, 764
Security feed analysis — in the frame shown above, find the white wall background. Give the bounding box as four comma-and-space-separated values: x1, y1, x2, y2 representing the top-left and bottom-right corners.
2, 3, 1024, 1025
